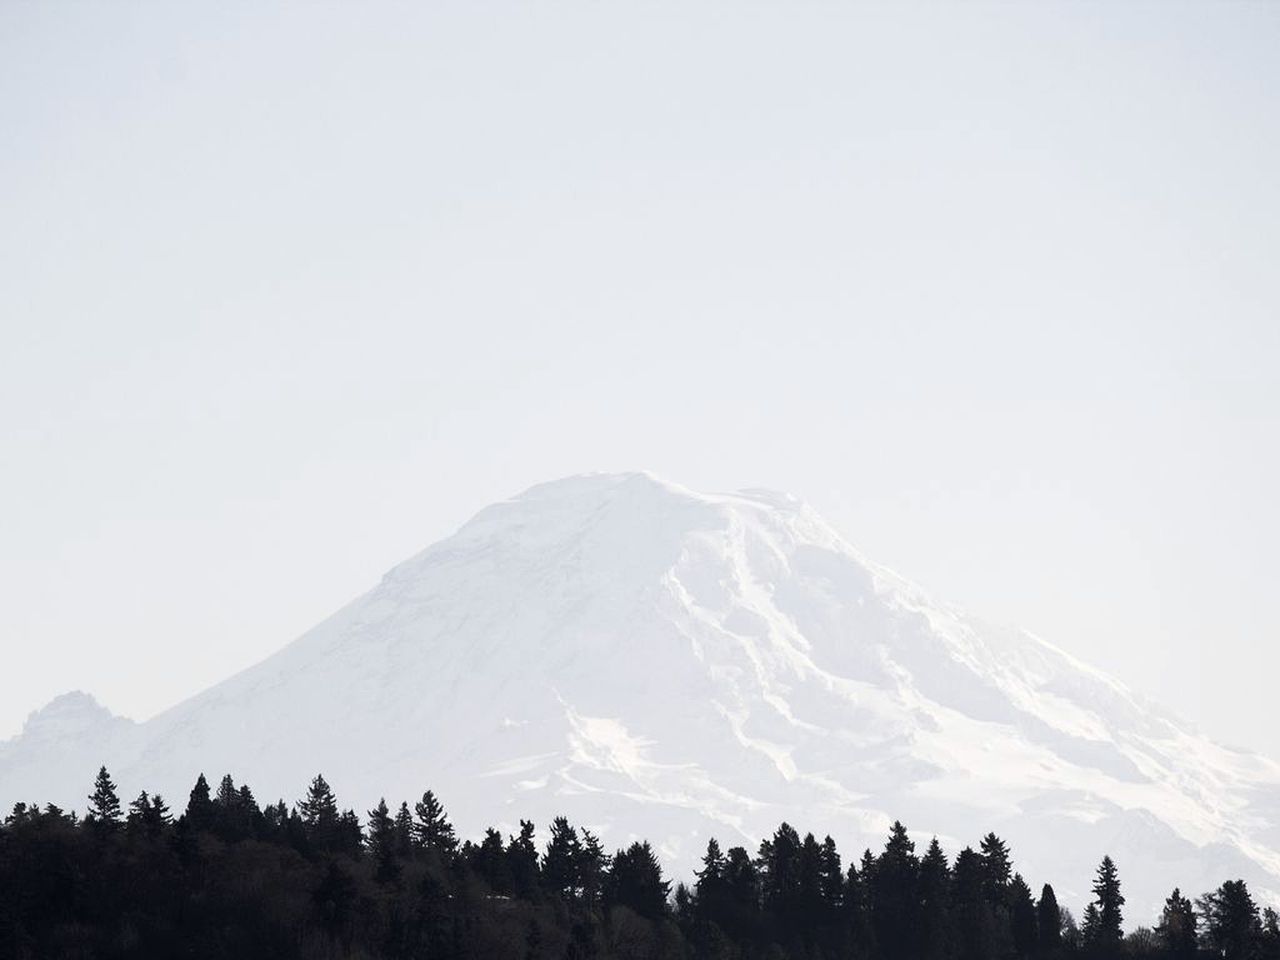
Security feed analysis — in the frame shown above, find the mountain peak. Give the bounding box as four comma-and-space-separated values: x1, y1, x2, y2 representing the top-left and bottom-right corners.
14, 691, 127, 744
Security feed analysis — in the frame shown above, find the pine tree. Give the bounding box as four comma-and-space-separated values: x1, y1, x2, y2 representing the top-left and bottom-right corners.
298, 774, 340, 850
696, 837, 725, 889
1259, 907, 1280, 960
918, 837, 952, 960
86, 766, 122, 827
819, 835, 844, 910
978, 832, 1012, 906
1081, 903, 1102, 949
392, 801, 414, 857
473, 827, 513, 894
126, 791, 152, 836
149, 794, 172, 828
798, 832, 825, 931
758, 821, 802, 921
184, 773, 215, 831
605, 841, 669, 921
337, 809, 363, 854
1088, 856, 1124, 957
1009, 873, 1038, 959
1157, 888, 1197, 960
578, 829, 610, 907
1198, 879, 1260, 960
844, 858, 874, 960
723, 846, 762, 941
508, 820, 540, 899
870, 821, 920, 960
1038, 883, 1063, 956
542, 816, 582, 900
366, 798, 399, 883
412, 790, 458, 857
216, 773, 238, 808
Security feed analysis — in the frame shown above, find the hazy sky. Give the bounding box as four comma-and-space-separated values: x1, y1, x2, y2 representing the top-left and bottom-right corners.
2, 2, 1278, 756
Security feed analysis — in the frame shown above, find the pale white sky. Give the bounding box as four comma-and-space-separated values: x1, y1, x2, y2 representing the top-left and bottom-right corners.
2, 2, 1278, 756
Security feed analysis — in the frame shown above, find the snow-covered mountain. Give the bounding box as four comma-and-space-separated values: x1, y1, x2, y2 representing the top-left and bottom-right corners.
5, 472, 1279, 919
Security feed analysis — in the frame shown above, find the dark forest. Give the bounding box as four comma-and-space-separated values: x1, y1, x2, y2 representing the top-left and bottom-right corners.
1, 766, 1273, 960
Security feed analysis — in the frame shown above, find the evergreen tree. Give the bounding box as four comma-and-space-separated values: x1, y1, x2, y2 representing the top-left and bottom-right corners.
1081, 903, 1102, 951
798, 832, 825, 931
1088, 856, 1124, 957
392, 801, 414, 857
1259, 907, 1280, 960
819, 835, 844, 910
86, 766, 122, 827
126, 791, 153, 836
508, 819, 540, 899
979, 832, 1012, 905
184, 773, 215, 831
870, 821, 920, 960
215, 773, 238, 808
606, 840, 670, 921
541, 816, 582, 900
337, 808, 363, 854
298, 774, 340, 850
953, 846, 999, 960
366, 798, 399, 882
844, 858, 874, 960
723, 846, 762, 941
759, 821, 803, 923
1157, 887, 1197, 960
578, 829, 610, 907
1198, 879, 1260, 960
412, 790, 457, 857
918, 837, 952, 960
1010, 873, 1038, 959
471, 827, 512, 894
1039, 883, 1063, 956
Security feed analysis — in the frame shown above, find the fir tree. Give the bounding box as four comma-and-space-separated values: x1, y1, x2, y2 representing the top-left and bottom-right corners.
541, 816, 582, 900
1259, 907, 1280, 960
918, 837, 952, 960
1081, 903, 1102, 949
1088, 856, 1124, 957
126, 791, 152, 834
298, 774, 340, 850
723, 846, 762, 941
606, 840, 670, 921
508, 819, 540, 899
578, 829, 610, 907
86, 765, 122, 827
870, 821, 920, 960
818, 835, 844, 910
1009, 873, 1038, 959
337, 808, 363, 854
979, 832, 1012, 906
392, 801, 414, 857
366, 798, 399, 883
184, 773, 215, 831
1157, 887, 1197, 960
1198, 879, 1261, 960
215, 773, 238, 808
471, 827, 513, 894
1039, 883, 1063, 956
412, 789, 458, 857
798, 832, 825, 931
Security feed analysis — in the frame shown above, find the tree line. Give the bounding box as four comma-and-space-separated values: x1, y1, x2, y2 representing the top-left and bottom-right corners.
0, 765, 1276, 960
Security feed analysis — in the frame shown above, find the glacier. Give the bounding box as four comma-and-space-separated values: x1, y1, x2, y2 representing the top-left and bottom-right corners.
4, 471, 1279, 921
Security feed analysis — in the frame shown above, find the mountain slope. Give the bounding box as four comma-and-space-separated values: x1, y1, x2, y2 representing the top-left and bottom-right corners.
4, 471, 1278, 918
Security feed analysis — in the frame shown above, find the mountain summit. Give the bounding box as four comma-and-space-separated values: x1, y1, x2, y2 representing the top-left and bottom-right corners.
5, 472, 1279, 916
